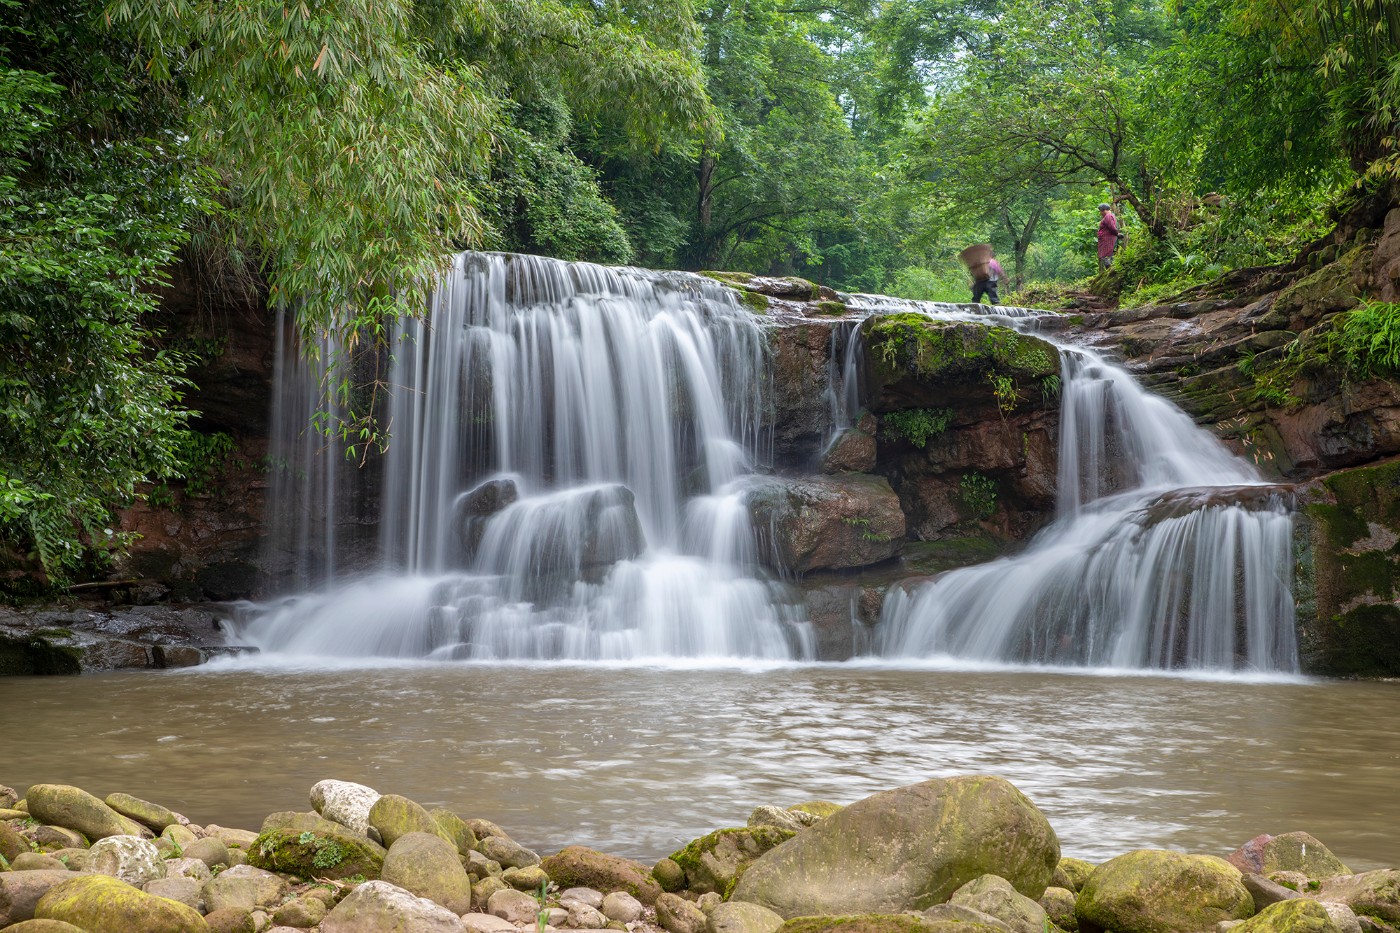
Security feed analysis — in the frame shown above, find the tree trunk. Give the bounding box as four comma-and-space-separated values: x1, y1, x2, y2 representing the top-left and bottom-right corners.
694, 146, 719, 269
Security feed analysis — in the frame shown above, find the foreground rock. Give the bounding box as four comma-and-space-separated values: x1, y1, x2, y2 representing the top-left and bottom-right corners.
1075, 849, 1254, 933
730, 775, 1059, 917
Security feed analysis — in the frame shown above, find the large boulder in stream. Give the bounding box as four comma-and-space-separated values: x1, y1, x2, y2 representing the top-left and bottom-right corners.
745, 473, 905, 573
729, 776, 1059, 918
1075, 849, 1254, 933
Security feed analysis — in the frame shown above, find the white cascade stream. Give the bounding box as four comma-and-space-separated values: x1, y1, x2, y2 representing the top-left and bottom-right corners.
242, 253, 812, 661
861, 300, 1298, 672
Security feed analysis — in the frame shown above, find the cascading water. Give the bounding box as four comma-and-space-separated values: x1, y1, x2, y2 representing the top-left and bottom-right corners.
867, 301, 1298, 673
243, 254, 1297, 673
242, 253, 812, 661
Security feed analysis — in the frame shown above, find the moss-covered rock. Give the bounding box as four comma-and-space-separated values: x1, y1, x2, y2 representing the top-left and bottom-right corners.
1054, 857, 1095, 892
104, 793, 178, 832
1, 920, 91, 933
368, 794, 452, 849
669, 827, 796, 898
380, 831, 473, 915
0, 633, 82, 676
730, 776, 1058, 919
1228, 833, 1350, 880
26, 784, 148, 841
429, 808, 478, 858
1039, 886, 1077, 932
541, 845, 663, 904
1075, 849, 1254, 933
1317, 870, 1400, 922
34, 874, 209, 933
1231, 899, 1343, 933
248, 811, 386, 881
861, 314, 1059, 415
788, 802, 843, 820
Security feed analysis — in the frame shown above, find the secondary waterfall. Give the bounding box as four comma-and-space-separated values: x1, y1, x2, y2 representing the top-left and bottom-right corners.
870, 303, 1298, 672
243, 253, 812, 660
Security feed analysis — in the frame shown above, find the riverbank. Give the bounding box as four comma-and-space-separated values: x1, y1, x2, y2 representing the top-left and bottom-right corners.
0, 774, 1394, 933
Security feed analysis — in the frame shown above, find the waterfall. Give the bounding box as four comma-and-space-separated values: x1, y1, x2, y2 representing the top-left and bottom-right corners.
243, 255, 1297, 673
869, 303, 1298, 673
242, 253, 812, 661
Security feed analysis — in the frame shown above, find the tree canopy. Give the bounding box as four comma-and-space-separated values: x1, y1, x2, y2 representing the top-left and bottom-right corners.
1, 0, 1397, 582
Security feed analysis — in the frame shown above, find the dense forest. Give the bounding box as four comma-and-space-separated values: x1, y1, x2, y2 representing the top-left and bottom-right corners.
1, 0, 1398, 582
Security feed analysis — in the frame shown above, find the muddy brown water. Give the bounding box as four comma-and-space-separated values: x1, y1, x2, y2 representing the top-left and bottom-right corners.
5, 664, 1399, 870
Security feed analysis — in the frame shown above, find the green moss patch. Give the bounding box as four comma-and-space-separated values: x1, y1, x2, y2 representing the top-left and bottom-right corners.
249, 827, 384, 881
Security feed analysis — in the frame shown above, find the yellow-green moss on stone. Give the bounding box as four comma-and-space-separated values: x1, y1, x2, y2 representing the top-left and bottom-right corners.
35, 874, 209, 933
1075, 849, 1253, 933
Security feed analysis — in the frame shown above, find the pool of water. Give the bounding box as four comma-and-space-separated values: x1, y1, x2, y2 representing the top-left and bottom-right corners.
5, 662, 1398, 870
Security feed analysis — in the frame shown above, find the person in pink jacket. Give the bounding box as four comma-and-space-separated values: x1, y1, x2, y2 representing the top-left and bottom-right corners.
1097, 202, 1120, 268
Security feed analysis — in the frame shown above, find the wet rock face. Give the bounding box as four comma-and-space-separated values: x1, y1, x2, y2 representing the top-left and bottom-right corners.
1295, 462, 1400, 677
769, 319, 844, 468
745, 473, 906, 574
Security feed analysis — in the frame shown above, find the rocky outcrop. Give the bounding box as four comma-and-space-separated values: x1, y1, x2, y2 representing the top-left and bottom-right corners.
1294, 460, 1400, 677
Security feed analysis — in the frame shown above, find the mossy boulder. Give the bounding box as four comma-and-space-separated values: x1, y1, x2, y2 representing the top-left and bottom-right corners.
34, 874, 209, 933
248, 811, 386, 881
788, 802, 843, 819
104, 793, 178, 832
380, 831, 473, 915
730, 776, 1059, 919
1228, 833, 1350, 880
26, 784, 148, 841
1318, 870, 1400, 922
541, 845, 663, 904
367, 794, 451, 849
0, 821, 30, 861
861, 314, 1059, 414
1075, 849, 1254, 933
429, 808, 478, 857
670, 827, 796, 898
1232, 899, 1343, 933
1054, 857, 1095, 892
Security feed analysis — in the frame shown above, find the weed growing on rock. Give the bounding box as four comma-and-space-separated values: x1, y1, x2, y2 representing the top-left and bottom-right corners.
880, 408, 953, 447
959, 472, 998, 519
1328, 300, 1400, 378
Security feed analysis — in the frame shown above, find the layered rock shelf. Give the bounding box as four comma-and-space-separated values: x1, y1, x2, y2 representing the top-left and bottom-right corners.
0, 775, 1393, 933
